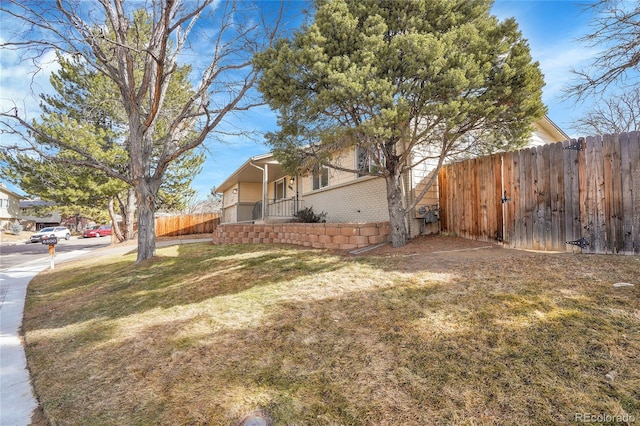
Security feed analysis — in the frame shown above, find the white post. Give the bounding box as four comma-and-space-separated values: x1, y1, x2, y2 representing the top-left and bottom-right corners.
263, 163, 268, 220
48, 243, 55, 269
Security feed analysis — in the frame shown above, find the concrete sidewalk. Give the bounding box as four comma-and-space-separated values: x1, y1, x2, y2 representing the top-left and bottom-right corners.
0, 238, 210, 426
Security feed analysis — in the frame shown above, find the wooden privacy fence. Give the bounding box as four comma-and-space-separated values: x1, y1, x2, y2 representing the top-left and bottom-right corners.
155, 213, 220, 237
438, 132, 640, 254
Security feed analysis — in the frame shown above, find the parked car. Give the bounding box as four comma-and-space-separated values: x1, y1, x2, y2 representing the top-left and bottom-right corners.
29, 226, 71, 243
83, 224, 112, 238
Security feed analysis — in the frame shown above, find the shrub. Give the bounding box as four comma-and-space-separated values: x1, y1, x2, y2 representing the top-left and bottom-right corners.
293, 206, 327, 223
7, 221, 23, 234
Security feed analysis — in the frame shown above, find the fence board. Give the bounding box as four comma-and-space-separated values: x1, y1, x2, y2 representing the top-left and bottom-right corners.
525, 148, 536, 249
619, 133, 634, 253
563, 139, 581, 253
438, 132, 640, 255
549, 141, 563, 251
502, 151, 516, 245
594, 136, 607, 254
629, 132, 640, 254
495, 154, 504, 242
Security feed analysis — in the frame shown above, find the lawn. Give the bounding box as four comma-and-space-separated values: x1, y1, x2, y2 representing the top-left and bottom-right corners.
24, 236, 639, 425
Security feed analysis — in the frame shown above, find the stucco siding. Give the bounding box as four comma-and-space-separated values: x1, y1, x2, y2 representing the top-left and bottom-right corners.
531, 121, 566, 146
239, 182, 262, 203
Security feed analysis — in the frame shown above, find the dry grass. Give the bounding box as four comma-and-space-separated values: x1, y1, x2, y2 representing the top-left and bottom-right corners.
0, 230, 30, 243
24, 236, 640, 425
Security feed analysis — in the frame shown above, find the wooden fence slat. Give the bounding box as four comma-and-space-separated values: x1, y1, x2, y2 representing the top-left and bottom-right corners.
576, 137, 588, 253
593, 136, 607, 253
629, 132, 640, 254
603, 134, 614, 252
563, 139, 581, 253
495, 154, 504, 242
542, 144, 552, 250
619, 133, 634, 253
509, 150, 519, 247
606, 134, 624, 253
549, 142, 564, 251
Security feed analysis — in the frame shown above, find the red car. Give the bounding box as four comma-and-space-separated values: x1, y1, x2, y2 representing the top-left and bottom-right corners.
83, 225, 112, 238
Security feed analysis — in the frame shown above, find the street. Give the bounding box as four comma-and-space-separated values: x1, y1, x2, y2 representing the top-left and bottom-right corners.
0, 236, 112, 271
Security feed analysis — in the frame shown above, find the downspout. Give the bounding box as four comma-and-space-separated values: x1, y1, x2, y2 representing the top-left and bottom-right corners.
249, 161, 266, 220
403, 167, 413, 238
295, 175, 299, 214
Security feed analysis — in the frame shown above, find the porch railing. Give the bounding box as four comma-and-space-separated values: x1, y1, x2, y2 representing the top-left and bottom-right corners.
252, 198, 302, 220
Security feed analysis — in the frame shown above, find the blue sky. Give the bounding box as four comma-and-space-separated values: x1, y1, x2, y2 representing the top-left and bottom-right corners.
0, 1, 603, 200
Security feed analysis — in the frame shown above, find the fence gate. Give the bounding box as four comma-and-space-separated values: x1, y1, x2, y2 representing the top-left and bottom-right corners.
438, 132, 640, 254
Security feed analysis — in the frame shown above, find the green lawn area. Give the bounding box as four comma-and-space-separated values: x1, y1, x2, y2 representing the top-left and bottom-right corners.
24, 237, 639, 425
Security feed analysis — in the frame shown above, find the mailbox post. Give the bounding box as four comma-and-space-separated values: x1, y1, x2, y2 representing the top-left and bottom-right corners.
42, 235, 58, 269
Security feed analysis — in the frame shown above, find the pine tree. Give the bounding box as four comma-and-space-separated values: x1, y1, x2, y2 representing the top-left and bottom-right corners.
256, 0, 546, 247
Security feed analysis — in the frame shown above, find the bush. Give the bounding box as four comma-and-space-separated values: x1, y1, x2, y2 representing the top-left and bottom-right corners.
6, 221, 23, 234
293, 206, 327, 223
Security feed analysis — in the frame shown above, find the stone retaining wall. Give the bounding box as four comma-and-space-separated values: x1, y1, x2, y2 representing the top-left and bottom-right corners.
212, 222, 391, 250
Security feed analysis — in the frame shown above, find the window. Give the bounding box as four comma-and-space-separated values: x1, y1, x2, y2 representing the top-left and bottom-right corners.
312, 166, 329, 190
0, 198, 8, 208
356, 146, 383, 177
274, 179, 286, 201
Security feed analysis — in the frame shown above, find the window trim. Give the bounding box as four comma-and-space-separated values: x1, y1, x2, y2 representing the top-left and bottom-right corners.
274, 178, 286, 201
312, 166, 329, 190
356, 146, 383, 177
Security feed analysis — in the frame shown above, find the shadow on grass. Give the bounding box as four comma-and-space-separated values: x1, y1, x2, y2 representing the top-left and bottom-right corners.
24, 240, 640, 424
26, 243, 352, 328
27, 262, 640, 425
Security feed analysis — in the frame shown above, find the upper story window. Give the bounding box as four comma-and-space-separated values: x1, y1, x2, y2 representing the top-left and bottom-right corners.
312, 166, 329, 190
356, 146, 383, 177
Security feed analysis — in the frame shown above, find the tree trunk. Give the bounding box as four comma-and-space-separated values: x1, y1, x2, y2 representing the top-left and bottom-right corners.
385, 173, 408, 247
135, 180, 157, 262
124, 188, 136, 240
108, 197, 125, 242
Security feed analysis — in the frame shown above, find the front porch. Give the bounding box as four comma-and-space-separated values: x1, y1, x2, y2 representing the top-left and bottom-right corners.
216, 153, 302, 224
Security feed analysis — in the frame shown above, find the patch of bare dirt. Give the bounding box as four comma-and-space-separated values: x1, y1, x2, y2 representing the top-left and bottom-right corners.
362, 234, 536, 271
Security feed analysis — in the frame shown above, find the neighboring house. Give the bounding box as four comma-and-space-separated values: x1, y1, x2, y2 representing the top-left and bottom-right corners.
19, 200, 62, 231
0, 183, 26, 231
216, 116, 569, 238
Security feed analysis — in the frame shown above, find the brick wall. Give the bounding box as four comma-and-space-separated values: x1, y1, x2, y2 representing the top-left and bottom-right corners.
212, 221, 391, 251
302, 176, 389, 223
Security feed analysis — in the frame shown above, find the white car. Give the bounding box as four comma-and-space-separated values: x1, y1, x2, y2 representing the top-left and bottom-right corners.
29, 226, 71, 243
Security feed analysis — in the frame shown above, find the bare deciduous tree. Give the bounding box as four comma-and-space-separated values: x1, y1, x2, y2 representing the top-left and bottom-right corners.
572, 87, 640, 135
0, 0, 284, 261
566, 0, 640, 101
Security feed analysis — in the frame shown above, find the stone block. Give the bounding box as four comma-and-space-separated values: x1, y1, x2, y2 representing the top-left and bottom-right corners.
349, 235, 369, 245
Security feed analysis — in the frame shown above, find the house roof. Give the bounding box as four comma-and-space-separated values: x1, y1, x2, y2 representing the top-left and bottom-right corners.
0, 184, 26, 200
215, 152, 286, 193
20, 199, 56, 208
538, 115, 570, 142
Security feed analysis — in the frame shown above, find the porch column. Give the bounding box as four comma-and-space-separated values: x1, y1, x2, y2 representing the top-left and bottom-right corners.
262, 163, 268, 220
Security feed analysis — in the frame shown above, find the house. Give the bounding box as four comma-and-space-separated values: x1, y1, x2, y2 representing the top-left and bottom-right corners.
0, 183, 26, 231
216, 116, 569, 239
18, 200, 62, 231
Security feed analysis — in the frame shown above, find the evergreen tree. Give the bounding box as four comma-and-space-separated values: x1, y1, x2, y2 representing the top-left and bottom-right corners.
256, 0, 546, 247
